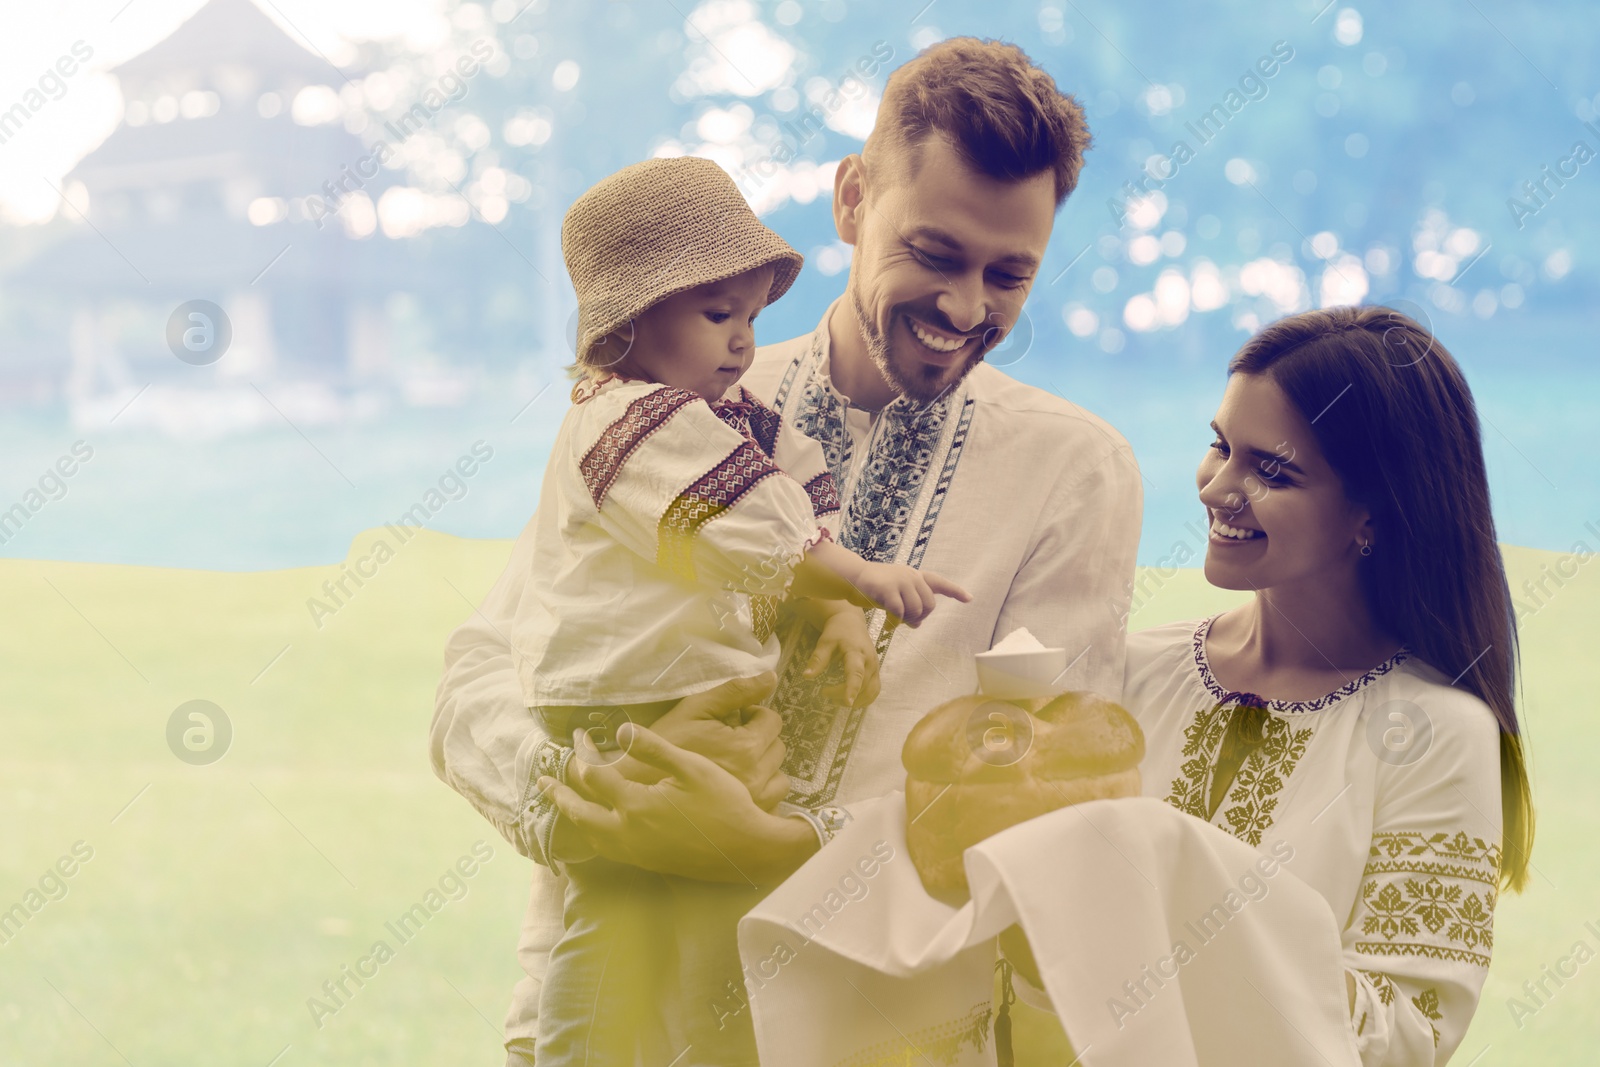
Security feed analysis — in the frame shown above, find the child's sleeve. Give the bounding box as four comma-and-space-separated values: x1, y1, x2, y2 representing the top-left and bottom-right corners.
575, 386, 825, 596
1342, 688, 1504, 1065
771, 417, 841, 537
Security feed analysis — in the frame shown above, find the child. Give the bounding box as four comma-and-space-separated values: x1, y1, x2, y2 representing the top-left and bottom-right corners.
514, 155, 969, 1064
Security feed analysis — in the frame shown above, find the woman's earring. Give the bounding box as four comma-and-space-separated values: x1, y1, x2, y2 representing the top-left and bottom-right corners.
1359, 541, 1373, 557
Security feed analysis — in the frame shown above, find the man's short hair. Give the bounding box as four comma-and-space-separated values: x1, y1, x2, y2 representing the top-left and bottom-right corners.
864, 37, 1090, 206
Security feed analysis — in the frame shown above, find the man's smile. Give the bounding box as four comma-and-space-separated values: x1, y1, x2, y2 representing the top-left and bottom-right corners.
903, 313, 977, 359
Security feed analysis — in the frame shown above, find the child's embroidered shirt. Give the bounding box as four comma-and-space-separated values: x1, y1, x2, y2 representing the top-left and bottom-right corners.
513, 374, 839, 707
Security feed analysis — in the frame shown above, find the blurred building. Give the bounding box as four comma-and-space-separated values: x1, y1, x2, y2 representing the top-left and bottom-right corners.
13, 0, 419, 426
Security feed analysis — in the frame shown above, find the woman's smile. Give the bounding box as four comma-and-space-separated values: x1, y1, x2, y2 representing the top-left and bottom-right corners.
1208, 511, 1267, 546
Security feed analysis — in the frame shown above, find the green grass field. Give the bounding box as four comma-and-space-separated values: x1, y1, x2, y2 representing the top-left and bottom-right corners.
2, 531, 1595, 1064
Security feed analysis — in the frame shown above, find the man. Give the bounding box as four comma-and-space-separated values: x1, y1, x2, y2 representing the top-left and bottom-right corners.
431, 36, 1143, 1065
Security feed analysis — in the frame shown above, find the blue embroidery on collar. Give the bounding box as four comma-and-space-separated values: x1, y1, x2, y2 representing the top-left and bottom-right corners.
767, 335, 975, 806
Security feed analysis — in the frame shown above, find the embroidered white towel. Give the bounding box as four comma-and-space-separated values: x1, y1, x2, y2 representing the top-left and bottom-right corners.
737, 794, 1362, 1067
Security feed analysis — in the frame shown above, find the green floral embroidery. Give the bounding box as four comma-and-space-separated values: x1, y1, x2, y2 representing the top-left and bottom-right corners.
1412, 987, 1443, 1047
1163, 702, 1313, 847
1166, 702, 1230, 819
1367, 830, 1501, 883
1360, 970, 1398, 1006
1356, 830, 1499, 966
1220, 718, 1311, 845
1357, 972, 1445, 1046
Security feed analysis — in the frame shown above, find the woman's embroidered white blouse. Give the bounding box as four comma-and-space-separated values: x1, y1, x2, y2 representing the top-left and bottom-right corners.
1126, 615, 1504, 1065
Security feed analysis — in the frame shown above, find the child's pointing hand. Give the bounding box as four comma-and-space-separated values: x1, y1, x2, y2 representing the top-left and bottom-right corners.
850, 562, 970, 628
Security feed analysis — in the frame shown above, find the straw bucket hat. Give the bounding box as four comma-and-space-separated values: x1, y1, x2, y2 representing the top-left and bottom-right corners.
562, 156, 804, 366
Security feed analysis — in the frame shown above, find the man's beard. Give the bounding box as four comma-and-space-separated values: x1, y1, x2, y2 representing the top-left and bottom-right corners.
849, 285, 987, 405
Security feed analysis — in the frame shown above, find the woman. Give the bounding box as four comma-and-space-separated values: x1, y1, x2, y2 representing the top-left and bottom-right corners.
1113, 305, 1534, 1064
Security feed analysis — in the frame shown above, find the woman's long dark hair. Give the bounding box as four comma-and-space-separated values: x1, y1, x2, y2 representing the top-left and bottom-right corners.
1230, 305, 1534, 893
